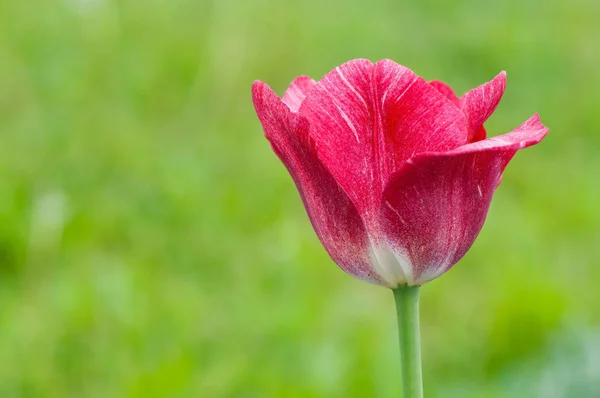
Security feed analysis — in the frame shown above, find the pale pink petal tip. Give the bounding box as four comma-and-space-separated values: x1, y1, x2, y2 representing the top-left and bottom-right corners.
282, 76, 316, 112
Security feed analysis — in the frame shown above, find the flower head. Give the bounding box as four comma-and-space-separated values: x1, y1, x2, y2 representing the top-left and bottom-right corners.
252, 59, 548, 287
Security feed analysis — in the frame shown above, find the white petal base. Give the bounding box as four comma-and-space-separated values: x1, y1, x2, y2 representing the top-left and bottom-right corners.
368, 239, 415, 288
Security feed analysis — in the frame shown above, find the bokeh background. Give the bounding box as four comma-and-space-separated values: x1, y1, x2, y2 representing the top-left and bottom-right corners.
1, 0, 599, 396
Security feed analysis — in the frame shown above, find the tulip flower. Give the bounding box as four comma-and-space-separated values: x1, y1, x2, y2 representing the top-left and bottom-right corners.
252, 59, 547, 397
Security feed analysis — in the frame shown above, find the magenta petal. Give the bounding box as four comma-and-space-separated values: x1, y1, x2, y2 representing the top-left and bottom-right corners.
299, 59, 468, 216
252, 80, 382, 284
430, 77, 503, 142
380, 114, 548, 285
282, 76, 316, 112
460, 72, 507, 141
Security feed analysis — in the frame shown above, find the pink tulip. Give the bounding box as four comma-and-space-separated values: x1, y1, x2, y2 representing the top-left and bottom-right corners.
252, 59, 548, 288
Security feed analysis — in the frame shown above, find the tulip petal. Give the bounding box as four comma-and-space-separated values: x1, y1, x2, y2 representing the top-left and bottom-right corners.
299, 59, 468, 217
252, 80, 382, 284
460, 72, 507, 141
380, 114, 548, 285
282, 76, 316, 112
430, 76, 506, 143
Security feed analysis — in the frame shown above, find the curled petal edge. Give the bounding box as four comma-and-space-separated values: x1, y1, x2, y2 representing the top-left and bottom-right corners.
378, 114, 548, 286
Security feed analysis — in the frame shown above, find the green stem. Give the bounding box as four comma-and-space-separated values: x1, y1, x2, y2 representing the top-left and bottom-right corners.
393, 285, 423, 398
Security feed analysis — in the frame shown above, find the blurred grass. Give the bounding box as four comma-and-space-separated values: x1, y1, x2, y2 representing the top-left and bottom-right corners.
0, 0, 599, 396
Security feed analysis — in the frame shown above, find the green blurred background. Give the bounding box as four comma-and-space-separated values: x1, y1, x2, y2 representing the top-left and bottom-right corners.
1, 0, 599, 396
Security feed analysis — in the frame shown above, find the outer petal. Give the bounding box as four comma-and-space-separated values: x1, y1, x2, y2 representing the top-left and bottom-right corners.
379, 114, 548, 286
252, 80, 382, 284
282, 76, 316, 112
298, 59, 468, 218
